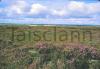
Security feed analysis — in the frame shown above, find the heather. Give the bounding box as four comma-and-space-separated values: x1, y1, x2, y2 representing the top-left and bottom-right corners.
28, 43, 100, 69
0, 26, 100, 69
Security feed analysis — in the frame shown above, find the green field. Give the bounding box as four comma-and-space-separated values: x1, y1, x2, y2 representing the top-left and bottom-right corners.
0, 25, 100, 69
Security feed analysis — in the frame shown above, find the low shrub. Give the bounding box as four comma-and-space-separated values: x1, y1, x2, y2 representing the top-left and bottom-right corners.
29, 43, 100, 69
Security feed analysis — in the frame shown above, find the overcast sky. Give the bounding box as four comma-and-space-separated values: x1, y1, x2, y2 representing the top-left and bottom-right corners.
0, 0, 100, 25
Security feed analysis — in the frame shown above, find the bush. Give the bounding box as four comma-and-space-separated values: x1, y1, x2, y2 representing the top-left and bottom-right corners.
29, 43, 100, 69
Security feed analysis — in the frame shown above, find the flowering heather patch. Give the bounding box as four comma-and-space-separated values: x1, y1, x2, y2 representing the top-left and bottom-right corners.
63, 44, 100, 60
28, 43, 100, 69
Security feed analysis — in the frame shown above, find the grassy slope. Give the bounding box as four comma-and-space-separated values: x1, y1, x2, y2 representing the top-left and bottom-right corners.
0, 25, 100, 69
0, 25, 100, 47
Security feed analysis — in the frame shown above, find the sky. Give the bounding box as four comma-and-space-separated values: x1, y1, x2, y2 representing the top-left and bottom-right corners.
0, 0, 100, 25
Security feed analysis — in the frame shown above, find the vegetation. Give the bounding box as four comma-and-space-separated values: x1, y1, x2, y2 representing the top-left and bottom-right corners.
0, 25, 100, 69
28, 43, 100, 69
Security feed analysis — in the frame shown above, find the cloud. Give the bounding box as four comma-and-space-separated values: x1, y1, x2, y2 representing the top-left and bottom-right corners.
53, 1, 100, 18
0, 8, 2, 13
0, 18, 99, 25
67, 1, 87, 16
87, 2, 100, 15
51, 9, 68, 17
28, 3, 50, 18
3, 0, 28, 17
0, 0, 99, 25
45, 1, 99, 19
67, 1, 86, 12
0, 1, 100, 19
29, 4, 47, 14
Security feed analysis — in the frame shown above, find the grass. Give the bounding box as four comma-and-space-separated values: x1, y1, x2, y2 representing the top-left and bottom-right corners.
0, 25, 100, 69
